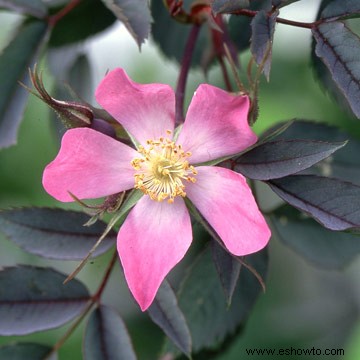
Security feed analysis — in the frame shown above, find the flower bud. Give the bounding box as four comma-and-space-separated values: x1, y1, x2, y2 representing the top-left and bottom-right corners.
27, 66, 93, 128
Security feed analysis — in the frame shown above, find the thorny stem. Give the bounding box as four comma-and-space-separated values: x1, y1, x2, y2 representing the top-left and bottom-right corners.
175, 23, 201, 125
45, 250, 118, 359
231, 9, 320, 29
48, 0, 82, 27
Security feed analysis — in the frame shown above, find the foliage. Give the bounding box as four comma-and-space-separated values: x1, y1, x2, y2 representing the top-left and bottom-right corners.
0, 0, 360, 359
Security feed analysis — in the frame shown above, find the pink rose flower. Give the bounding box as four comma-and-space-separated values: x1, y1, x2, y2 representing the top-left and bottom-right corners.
43, 68, 271, 311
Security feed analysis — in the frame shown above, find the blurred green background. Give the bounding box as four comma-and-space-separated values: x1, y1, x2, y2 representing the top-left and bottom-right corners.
1, 1, 360, 359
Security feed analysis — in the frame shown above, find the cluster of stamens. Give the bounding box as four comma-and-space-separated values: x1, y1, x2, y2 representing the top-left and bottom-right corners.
131, 131, 197, 204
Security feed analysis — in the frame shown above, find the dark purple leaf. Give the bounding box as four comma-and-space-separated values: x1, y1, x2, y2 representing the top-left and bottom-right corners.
0, 0, 47, 17
101, 0, 151, 47
0, 20, 49, 149
148, 280, 191, 357
83, 305, 136, 360
0, 343, 57, 360
320, 0, 360, 20
0, 266, 90, 335
0, 208, 115, 260
272, 0, 300, 7
274, 120, 347, 142
271, 205, 360, 269
312, 21, 360, 118
228, 0, 272, 54
211, 241, 241, 306
211, 0, 250, 14
268, 175, 360, 231
250, 9, 277, 80
235, 139, 346, 180
311, 3, 353, 115
258, 119, 294, 142
273, 120, 360, 185
164, 245, 268, 355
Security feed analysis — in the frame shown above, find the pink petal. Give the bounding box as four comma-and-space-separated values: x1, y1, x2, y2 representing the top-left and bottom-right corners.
186, 166, 271, 256
43, 128, 138, 202
176, 84, 257, 164
118, 196, 192, 311
95, 68, 175, 145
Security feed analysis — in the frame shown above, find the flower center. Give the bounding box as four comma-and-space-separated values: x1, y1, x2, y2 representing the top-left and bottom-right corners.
131, 132, 197, 203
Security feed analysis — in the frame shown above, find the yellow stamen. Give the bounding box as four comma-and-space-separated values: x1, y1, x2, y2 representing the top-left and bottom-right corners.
131, 135, 197, 203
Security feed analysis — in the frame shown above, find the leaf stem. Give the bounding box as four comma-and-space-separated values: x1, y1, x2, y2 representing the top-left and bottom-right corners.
48, 0, 82, 27
175, 23, 201, 125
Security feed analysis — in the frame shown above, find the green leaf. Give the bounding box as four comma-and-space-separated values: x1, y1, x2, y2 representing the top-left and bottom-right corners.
83, 305, 136, 360
250, 9, 277, 80
0, 207, 116, 260
0, 0, 47, 17
267, 175, 360, 231
0, 343, 57, 360
211, 241, 241, 306
320, 0, 360, 20
312, 21, 360, 118
0, 265, 90, 335
0, 20, 49, 149
235, 139, 346, 180
101, 0, 152, 47
211, 0, 250, 14
49, 0, 116, 47
271, 205, 360, 269
148, 280, 192, 357
164, 245, 268, 355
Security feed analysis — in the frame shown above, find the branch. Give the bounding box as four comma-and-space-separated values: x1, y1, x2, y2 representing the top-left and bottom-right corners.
48, 0, 82, 27
45, 250, 119, 358
231, 9, 320, 29
175, 23, 201, 124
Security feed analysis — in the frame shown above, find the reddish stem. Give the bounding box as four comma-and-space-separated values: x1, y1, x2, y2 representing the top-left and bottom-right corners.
48, 0, 82, 27
175, 23, 201, 125
46, 249, 118, 358
92, 250, 118, 302
231, 9, 320, 29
